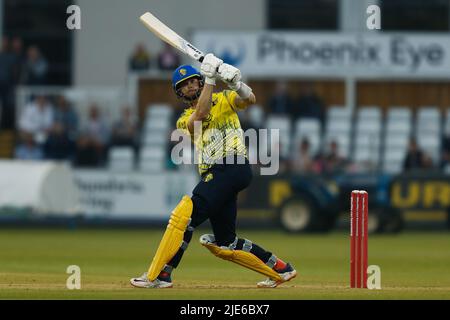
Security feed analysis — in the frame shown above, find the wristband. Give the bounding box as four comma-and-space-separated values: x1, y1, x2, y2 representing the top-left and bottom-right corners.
236, 82, 252, 99
204, 77, 216, 86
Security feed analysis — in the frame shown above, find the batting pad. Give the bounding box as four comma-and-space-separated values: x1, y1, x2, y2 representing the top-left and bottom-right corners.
147, 196, 193, 281
200, 234, 282, 281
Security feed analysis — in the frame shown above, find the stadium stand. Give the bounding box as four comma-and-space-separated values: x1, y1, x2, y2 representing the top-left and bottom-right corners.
293, 118, 322, 157
382, 107, 413, 173
323, 106, 351, 158
108, 147, 135, 172
352, 106, 382, 167
415, 107, 441, 164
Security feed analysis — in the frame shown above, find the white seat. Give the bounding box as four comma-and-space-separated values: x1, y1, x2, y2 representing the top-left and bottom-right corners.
143, 132, 167, 146
386, 120, 411, 134
358, 106, 381, 120
382, 161, 403, 174
384, 135, 409, 149
444, 108, 450, 134
417, 134, 440, 163
139, 146, 166, 172
108, 147, 134, 171
384, 147, 406, 163
247, 105, 265, 128
146, 104, 173, 119
324, 134, 351, 158
416, 107, 441, 133
140, 146, 165, 160
295, 118, 321, 134
388, 107, 412, 122
354, 133, 381, 149
144, 118, 171, 132
327, 106, 352, 120
140, 161, 164, 172
353, 147, 380, 163
266, 115, 291, 157
417, 107, 440, 119
355, 120, 381, 133
326, 119, 351, 133
294, 118, 322, 156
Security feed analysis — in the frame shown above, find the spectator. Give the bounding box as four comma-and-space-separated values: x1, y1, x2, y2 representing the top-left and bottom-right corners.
320, 140, 347, 174
21, 46, 48, 85
403, 138, 426, 171
74, 104, 109, 167
43, 122, 76, 161
18, 95, 53, 144
0, 36, 15, 128
294, 83, 325, 124
268, 81, 294, 115
129, 43, 151, 71
157, 42, 181, 71
441, 130, 450, 170
111, 106, 138, 150
11, 37, 25, 85
14, 132, 44, 160
53, 95, 79, 140
290, 138, 314, 173
43, 96, 78, 161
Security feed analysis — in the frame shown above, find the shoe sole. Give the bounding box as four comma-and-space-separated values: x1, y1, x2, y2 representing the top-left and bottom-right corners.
130, 280, 173, 289
257, 270, 298, 288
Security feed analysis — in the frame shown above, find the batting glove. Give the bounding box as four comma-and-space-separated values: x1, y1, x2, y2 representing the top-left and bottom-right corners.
200, 53, 223, 85
218, 63, 242, 90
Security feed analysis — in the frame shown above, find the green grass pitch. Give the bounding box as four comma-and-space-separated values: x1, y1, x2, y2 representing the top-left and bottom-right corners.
0, 228, 449, 299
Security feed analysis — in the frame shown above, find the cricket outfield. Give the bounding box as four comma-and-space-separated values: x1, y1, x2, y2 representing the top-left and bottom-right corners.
0, 229, 449, 299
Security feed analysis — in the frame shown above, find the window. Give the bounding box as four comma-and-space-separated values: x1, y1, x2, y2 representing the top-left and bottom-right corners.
4, 0, 73, 85
268, 0, 339, 30
381, 0, 449, 31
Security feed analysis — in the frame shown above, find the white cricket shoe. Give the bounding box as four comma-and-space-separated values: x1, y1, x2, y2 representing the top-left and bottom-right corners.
257, 263, 297, 288
130, 272, 173, 289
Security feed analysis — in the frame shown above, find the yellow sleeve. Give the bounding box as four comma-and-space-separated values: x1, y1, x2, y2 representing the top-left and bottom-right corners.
223, 90, 243, 111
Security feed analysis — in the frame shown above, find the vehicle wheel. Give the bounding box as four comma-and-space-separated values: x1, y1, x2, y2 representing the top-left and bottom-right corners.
277, 195, 322, 233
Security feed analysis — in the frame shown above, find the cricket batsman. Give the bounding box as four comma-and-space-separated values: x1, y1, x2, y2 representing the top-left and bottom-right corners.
130, 54, 297, 288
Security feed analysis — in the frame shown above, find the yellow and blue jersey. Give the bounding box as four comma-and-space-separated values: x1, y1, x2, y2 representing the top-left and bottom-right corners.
176, 90, 247, 175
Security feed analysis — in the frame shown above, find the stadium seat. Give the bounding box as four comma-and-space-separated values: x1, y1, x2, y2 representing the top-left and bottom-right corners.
108, 147, 135, 172
386, 120, 411, 134
139, 146, 166, 172
382, 147, 406, 174
327, 106, 352, 121
324, 106, 353, 158
323, 134, 351, 158
293, 118, 322, 156
146, 104, 173, 119
247, 104, 265, 128
445, 108, 450, 134
415, 107, 441, 163
387, 106, 412, 122
358, 106, 382, 120
265, 115, 292, 157
352, 107, 382, 168
143, 131, 167, 146
144, 118, 171, 132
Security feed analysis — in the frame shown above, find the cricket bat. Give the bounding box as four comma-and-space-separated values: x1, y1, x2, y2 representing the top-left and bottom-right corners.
139, 11, 206, 62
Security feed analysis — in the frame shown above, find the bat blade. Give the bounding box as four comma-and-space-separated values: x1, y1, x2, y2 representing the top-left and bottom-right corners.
140, 12, 204, 62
